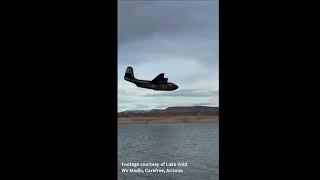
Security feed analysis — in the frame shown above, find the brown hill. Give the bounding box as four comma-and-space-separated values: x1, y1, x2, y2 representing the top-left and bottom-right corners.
118, 106, 219, 117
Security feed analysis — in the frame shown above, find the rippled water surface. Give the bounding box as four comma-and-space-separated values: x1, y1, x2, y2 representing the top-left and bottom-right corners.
118, 123, 219, 180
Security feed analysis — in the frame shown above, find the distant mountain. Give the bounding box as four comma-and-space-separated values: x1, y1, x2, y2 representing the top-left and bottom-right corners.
118, 106, 218, 117
148, 109, 163, 113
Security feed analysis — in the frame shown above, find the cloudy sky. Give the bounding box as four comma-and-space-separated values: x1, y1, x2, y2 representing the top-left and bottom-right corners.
118, 0, 219, 112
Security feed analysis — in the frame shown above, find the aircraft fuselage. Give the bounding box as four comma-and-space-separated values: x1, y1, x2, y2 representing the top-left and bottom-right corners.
125, 78, 178, 91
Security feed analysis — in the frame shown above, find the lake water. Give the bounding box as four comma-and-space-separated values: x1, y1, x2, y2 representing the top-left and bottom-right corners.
118, 123, 219, 180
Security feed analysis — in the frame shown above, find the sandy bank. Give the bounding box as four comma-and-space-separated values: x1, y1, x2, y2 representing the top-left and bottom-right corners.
118, 115, 219, 124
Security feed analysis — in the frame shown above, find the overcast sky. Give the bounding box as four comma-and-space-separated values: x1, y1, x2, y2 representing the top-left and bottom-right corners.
118, 0, 219, 112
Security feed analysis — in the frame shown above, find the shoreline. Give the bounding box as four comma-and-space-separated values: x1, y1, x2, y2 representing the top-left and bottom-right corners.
118, 115, 219, 124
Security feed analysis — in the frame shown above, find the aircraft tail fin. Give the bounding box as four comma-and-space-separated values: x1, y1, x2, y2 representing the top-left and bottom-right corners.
124, 66, 135, 80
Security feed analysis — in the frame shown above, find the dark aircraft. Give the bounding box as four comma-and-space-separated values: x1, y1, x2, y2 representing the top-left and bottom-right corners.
124, 66, 178, 91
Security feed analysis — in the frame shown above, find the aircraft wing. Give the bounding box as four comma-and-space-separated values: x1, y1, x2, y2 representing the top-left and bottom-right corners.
151, 73, 167, 83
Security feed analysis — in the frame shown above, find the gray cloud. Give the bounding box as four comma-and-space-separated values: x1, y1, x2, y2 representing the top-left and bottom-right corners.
118, 0, 219, 69
118, 0, 218, 44
118, 98, 133, 103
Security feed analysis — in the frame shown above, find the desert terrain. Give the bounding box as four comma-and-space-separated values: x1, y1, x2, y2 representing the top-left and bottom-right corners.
118, 106, 219, 124
118, 115, 218, 124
